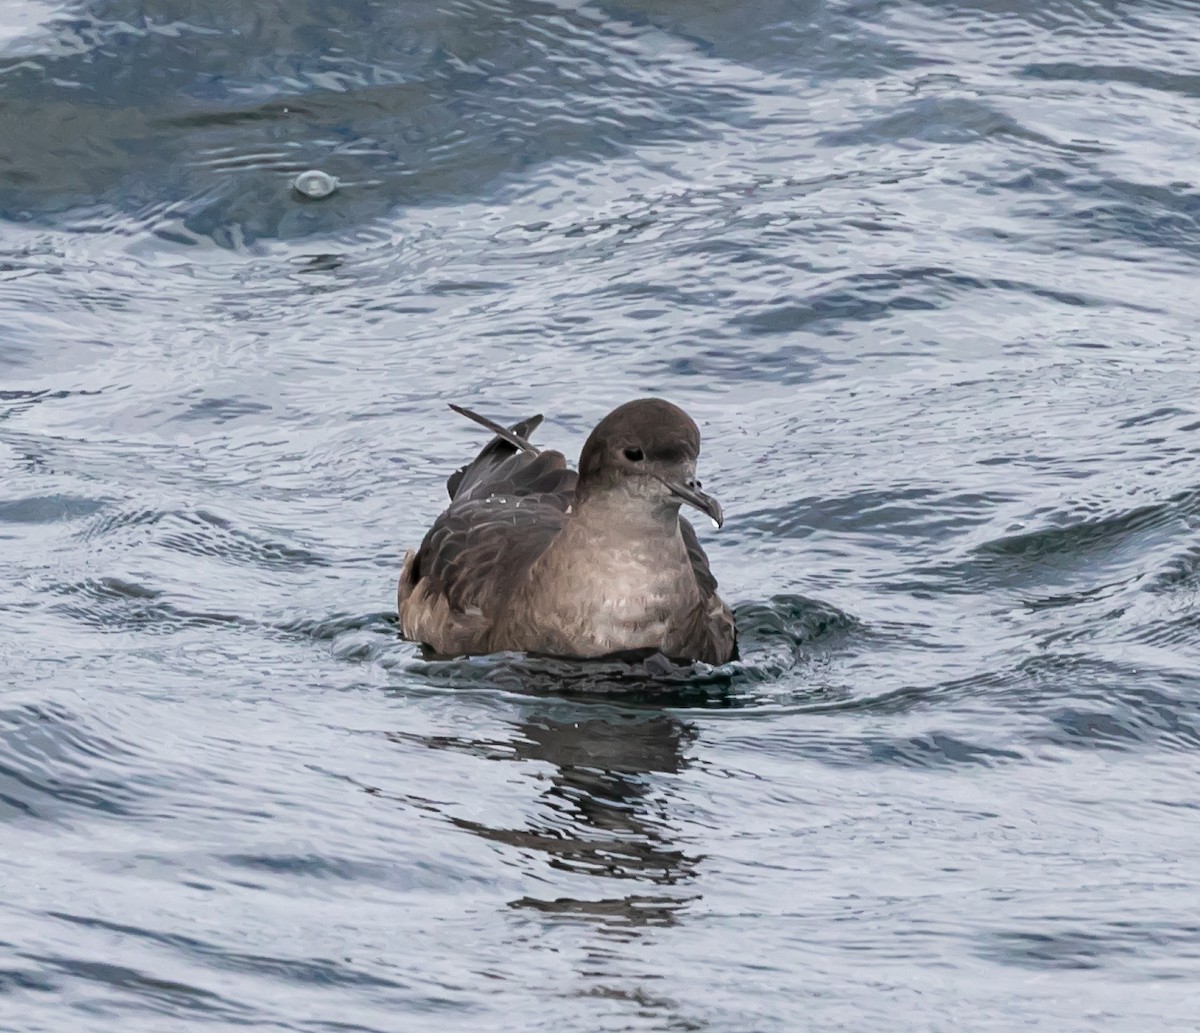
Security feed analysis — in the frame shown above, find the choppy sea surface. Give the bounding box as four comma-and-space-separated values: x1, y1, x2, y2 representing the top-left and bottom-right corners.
4, 1, 1200, 1029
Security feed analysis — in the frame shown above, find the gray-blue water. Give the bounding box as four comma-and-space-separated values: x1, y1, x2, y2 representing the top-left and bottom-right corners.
3, 1, 1200, 1029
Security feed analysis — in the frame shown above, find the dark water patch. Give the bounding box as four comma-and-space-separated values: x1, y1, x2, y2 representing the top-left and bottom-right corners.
1062, 177, 1200, 263
661, 337, 830, 386
1, 0, 757, 242
74, 506, 330, 570
1145, 544, 1200, 594
744, 488, 1006, 542
20, 951, 245, 1019
731, 283, 940, 335
170, 393, 275, 425
819, 95, 1066, 149
155, 509, 330, 570
1116, 405, 1193, 431
980, 929, 1119, 971
1110, 604, 1200, 653
978, 918, 1200, 972
0, 703, 147, 824
908, 0, 1170, 34
326, 614, 404, 662
160, 102, 322, 132
291, 1024, 400, 1033
75, 505, 165, 543
591, 0, 923, 78
1048, 696, 1200, 755
1041, 705, 1146, 751
1016, 578, 1126, 613
917, 267, 1123, 310
734, 726, 1028, 771
981, 503, 1168, 556
0, 494, 106, 524
47, 910, 410, 992
705, 643, 1200, 762
0, 430, 175, 484
729, 263, 1125, 342
1022, 61, 1200, 99
1016, 653, 1200, 754
596, 280, 737, 311
0, 387, 105, 421
47, 576, 246, 635
782, 648, 1200, 758
0, 964, 58, 994
876, 731, 1027, 769
916, 491, 1200, 596
287, 609, 396, 642
219, 851, 415, 888
729, 594, 858, 688
755, 667, 1007, 718
735, 594, 855, 647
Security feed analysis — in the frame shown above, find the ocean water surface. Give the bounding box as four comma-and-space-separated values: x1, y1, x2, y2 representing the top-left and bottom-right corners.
3, 0, 1200, 1029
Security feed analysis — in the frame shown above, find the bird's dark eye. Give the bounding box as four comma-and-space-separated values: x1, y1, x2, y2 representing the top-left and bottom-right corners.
623, 447, 644, 462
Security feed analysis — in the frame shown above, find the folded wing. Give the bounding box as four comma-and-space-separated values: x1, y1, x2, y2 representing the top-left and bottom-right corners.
398, 413, 577, 652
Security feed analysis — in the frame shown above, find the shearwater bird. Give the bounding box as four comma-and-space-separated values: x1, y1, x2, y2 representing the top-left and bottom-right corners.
397, 399, 736, 665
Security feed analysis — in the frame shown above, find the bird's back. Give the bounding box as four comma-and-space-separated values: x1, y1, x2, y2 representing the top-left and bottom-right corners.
397, 414, 576, 654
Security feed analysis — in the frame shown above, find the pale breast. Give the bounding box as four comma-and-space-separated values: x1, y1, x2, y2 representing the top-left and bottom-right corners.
583, 568, 691, 650
494, 541, 702, 658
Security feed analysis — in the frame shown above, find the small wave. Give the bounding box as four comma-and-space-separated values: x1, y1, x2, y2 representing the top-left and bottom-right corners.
977, 917, 1200, 973
46, 576, 245, 635
76, 504, 330, 570
0, 702, 146, 824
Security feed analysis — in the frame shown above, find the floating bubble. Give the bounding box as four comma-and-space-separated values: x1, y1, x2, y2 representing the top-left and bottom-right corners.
292, 169, 338, 200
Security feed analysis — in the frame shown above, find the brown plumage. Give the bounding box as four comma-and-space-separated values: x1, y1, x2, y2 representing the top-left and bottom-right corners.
397, 398, 736, 665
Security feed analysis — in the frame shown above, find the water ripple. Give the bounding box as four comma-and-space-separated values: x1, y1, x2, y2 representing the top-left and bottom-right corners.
5, 0, 1200, 1029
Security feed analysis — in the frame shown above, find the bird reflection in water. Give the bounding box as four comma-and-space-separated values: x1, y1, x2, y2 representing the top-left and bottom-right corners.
472, 706, 701, 886
386, 651, 721, 1026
